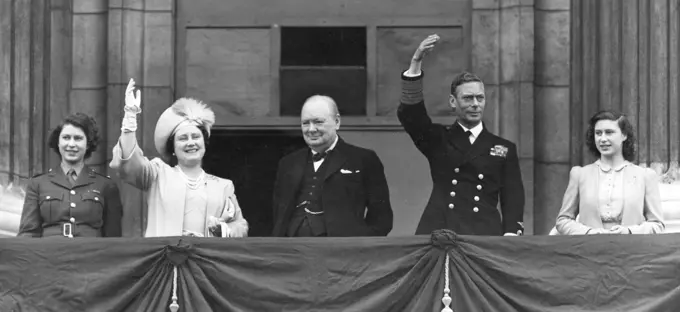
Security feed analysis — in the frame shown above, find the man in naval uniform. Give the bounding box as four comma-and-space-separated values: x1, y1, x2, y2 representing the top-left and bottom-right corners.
271, 95, 393, 237
398, 34, 525, 236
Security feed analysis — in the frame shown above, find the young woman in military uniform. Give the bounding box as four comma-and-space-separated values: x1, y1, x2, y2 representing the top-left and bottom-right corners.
17, 113, 123, 238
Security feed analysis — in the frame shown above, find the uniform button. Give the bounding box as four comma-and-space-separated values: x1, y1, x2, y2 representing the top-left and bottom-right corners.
94, 197, 99, 201
477, 185, 482, 190
473, 207, 479, 212
448, 203, 454, 209
69, 217, 75, 223
46, 196, 51, 200
454, 168, 460, 173
478, 174, 484, 179
70, 203, 76, 208
309, 192, 313, 195
474, 196, 480, 201
450, 191, 456, 197
70, 190, 76, 195
452, 180, 458, 185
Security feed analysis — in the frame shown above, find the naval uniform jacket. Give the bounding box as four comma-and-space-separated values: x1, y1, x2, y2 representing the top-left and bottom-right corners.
271, 138, 393, 237
397, 72, 525, 236
17, 166, 123, 237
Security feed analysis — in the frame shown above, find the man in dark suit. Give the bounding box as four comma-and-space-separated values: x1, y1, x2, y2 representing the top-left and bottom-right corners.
398, 34, 525, 236
272, 95, 393, 237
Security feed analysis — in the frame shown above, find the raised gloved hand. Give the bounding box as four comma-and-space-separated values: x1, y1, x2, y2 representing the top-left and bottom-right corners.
121, 78, 142, 132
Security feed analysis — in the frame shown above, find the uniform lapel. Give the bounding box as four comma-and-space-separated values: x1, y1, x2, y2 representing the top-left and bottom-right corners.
73, 166, 96, 188
464, 128, 494, 162
323, 138, 348, 181
447, 123, 473, 153
49, 168, 72, 189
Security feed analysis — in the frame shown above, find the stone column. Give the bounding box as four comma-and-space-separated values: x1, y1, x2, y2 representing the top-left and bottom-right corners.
472, 0, 536, 234
72, 0, 109, 172
0, 0, 51, 185
534, 0, 570, 235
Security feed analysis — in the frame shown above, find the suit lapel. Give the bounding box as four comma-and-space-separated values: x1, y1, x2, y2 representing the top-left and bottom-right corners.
278, 149, 308, 220
323, 139, 348, 181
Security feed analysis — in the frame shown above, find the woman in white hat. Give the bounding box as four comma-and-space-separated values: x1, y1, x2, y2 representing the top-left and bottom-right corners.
110, 79, 248, 238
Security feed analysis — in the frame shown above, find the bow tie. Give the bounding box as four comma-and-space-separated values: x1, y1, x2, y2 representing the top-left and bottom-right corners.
312, 150, 330, 162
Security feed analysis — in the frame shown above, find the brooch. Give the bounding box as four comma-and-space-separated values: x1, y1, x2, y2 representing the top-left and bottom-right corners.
490, 145, 508, 157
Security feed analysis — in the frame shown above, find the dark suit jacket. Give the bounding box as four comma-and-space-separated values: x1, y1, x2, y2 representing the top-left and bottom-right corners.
398, 73, 525, 236
271, 138, 393, 237
17, 166, 123, 237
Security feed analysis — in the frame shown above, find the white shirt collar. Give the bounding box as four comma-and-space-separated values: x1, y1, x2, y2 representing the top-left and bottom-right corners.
595, 160, 629, 173
311, 135, 339, 155
458, 122, 484, 139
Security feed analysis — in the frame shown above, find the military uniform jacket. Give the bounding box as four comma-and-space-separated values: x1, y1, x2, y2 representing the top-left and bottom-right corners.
17, 166, 123, 237
398, 73, 525, 236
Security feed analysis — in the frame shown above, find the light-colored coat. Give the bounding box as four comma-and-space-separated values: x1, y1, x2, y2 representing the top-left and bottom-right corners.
116, 143, 248, 238
555, 162, 664, 235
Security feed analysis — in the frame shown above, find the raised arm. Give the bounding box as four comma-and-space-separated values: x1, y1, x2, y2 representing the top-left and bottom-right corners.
397, 34, 444, 156
109, 79, 159, 190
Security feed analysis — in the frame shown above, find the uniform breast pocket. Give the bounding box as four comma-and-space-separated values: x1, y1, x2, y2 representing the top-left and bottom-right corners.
81, 192, 105, 217
38, 193, 63, 222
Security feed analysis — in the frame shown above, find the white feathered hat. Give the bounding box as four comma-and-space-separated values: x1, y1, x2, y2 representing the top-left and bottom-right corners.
154, 97, 215, 163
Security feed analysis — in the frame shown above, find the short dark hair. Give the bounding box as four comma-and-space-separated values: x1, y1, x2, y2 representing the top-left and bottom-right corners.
585, 110, 636, 161
48, 113, 100, 159
450, 71, 483, 97
164, 125, 210, 166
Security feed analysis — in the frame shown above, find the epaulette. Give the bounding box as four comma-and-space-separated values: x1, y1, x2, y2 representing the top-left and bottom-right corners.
206, 174, 219, 181
32, 169, 50, 178
91, 169, 111, 179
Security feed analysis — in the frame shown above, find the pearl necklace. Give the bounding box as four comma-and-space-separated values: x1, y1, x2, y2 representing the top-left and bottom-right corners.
178, 167, 206, 190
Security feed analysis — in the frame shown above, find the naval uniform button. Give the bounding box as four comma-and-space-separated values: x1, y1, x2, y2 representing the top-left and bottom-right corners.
70, 203, 76, 208
448, 203, 454, 209
474, 196, 480, 201
477, 185, 482, 190
450, 191, 456, 197
46, 195, 51, 200
454, 168, 460, 173
69, 217, 75, 223
452, 179, 458, 185
473, 207, 479, 212
478, 174, 484, 179
70, 190, 76, 195
94, 197, 99, 201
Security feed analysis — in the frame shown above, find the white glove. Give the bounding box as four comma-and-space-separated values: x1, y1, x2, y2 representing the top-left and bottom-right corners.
121, 78, 142, 132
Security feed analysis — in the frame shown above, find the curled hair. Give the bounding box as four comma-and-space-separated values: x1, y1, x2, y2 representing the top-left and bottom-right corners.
48, 113, 100, 159
164, 125, 210, 166
450, 71, 483, 97
585, 110, 636, 161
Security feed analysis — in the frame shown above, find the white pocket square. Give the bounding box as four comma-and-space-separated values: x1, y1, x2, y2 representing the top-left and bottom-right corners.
340, 169, 353, 174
